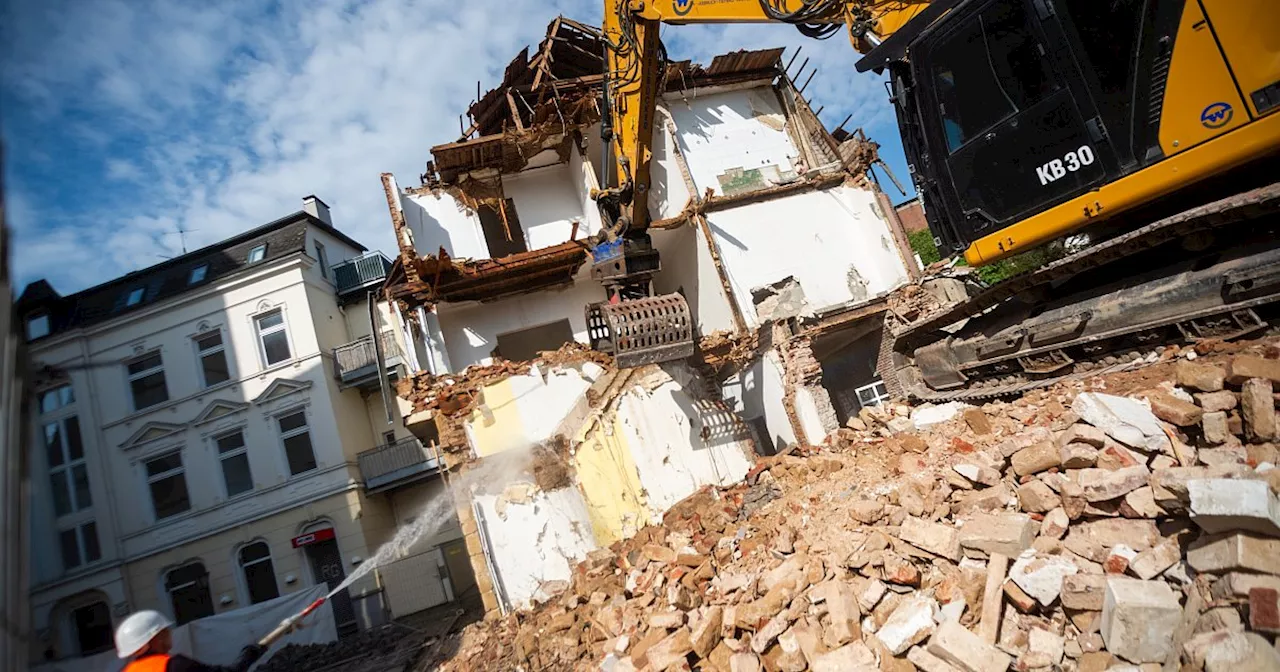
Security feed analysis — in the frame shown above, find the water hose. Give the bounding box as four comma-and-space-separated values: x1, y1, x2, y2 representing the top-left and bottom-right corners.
257, 597, 326, 648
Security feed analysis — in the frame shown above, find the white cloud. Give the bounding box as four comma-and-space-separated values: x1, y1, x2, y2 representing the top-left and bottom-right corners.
4, 0, 899, 293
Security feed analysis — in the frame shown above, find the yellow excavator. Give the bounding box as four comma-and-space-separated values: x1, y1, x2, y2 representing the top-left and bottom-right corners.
587, 0, 1280, 400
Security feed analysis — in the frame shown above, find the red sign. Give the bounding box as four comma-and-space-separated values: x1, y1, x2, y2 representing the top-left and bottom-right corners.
291, 528, 335, 548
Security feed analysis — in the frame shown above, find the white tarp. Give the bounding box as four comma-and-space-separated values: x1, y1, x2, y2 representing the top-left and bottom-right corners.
30, 585, 336, 672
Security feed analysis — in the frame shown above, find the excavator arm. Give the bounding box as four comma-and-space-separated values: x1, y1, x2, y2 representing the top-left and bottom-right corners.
597, 0, 932, 235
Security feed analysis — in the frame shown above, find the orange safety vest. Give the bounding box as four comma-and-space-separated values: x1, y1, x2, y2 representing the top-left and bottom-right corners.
124, 654, 170, 672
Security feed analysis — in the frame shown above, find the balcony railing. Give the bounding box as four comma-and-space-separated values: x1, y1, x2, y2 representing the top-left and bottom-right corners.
357, 437, 441, 492
332, 252, 393, 301
333, 331, 403, 388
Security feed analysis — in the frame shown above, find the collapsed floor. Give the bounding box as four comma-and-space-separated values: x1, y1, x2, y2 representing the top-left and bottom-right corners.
429, 336, 1280, 671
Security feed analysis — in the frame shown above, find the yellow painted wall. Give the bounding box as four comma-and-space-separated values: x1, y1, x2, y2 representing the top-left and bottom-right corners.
465, 378, 523, 458
571, 414, 649, 546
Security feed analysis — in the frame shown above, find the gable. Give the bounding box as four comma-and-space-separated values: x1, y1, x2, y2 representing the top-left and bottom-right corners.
192, 399, 250, 426
251, 378, 313, 405
120, 422, 186, 450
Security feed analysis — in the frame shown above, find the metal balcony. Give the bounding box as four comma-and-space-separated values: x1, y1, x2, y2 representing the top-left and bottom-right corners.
357, 437, 442, 492
333, 331, 403, 390
332, 252, 393, 304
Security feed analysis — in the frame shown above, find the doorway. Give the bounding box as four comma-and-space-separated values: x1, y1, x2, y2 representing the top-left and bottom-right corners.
302, 532, 358, 636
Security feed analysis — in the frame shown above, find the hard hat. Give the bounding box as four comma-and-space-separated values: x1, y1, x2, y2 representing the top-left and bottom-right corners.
114, 610, 174, 658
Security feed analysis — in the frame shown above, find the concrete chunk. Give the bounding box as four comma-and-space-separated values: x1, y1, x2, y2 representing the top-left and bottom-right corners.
959, 512, 1039, 557
1227, 355, 1280, 385
1143, 389, 1204, 426
909, 645, 962, 672
1061, 574, 1108, 611
1060, 442, 1099, 468
810, 640, 877, 672
1243, 378, 1278, 442
1101, 578, 1181, 664
1177, 361, 1226, 392
1188, 478, 1280, 536
1016, 480, 1061, 513
901, 517, 963, 561
1011, 442, 1061, 476
1211, 572, 1280, 599
1128, 540, 1181, 580
1072, 392, 1171, 453
927, 620, 1013, 672
1079, 465, 1151, 502
875, 594, 939, 655
1203, 632, 1280, 672
1203, 411, 1231, 444
1197, 390, 1239, 413
1009, 550, 1078, 606
642, 627, 693, 670
1040, 508, 1070, 540
1058, 423, 1108, 449
1186, 532, 1280, 574
1063, 519, 1160, 562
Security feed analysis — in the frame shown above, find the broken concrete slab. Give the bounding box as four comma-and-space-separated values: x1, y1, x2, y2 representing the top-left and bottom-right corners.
959, 512, 1039, 557
1243, 378, 1278, 442
1009, 550, 1078, 606
1188, 478, 1280, 537
928, 621, 1013, 672
875, 593, 939, 655
1187, 532, 1280, 574
900, 517, 962, 561
913, 402, 973, 430
1072, 392, 1171, 453
1101, 578, 1181, 664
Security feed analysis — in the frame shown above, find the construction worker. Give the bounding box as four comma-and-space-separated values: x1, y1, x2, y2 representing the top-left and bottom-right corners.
114, 610, 267, 672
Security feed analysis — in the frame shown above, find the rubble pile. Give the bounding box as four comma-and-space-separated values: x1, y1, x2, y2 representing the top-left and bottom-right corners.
438, 342, 1280, 671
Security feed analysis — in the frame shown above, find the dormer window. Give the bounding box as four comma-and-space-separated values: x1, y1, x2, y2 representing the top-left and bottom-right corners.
25, 314, 50, 341
189, 264, 209, 284
125, 287, 145, 307
247, 244, 267, 263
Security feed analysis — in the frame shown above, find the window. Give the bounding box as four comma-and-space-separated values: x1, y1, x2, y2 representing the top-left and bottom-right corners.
314, 242, 329, 279
495, 319, 574, 362
477, 198, 528, 258
189, 264, 209, 284
216, 430, 253, 497
39, 385, 75, 414
247, 244, 267, 263
277, 411, 317, 475
145, 452, 190, 519
127, 352, 169, 410
26, 314, 50, 341
195, 331, 230, 387
855, 380, 891, 409
166, 562, 214, 625
58, 521, 101, 570
239, 542, 280, 604
382, 430, 396, 446
45, 416, 90, 516
255, 310, 292, 366
931, 2, 1055, 152
125, 287, 145, 307
71, 601, 113, 656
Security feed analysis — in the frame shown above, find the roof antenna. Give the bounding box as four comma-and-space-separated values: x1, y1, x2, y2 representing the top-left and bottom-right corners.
161, 222, 198, 256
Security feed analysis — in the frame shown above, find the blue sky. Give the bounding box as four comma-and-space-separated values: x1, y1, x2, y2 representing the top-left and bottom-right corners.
2, 0, 911, 295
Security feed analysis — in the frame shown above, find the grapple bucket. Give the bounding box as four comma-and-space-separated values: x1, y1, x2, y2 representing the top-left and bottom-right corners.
586, 293, 694, 368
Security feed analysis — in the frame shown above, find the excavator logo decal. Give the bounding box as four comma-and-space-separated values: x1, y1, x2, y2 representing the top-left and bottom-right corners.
1201, 102, 1233, 129
673, 0, 694, 16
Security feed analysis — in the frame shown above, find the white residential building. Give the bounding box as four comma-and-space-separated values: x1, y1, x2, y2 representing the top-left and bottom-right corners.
16, 197, 470, 664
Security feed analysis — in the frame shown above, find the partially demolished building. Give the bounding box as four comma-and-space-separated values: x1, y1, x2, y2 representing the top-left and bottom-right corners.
378, 19, 920, 615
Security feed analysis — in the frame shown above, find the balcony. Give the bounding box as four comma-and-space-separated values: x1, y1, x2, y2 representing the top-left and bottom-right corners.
332, 252, 393, 305
333, 331, 404, 390
357, 437, 442, 492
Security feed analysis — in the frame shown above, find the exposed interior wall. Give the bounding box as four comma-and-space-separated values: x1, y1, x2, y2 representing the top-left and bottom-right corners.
473, 486, 597, 610
568, 142, 606, 236
817, 324, 885, 424
401, 191, 489, 261
613, 366, 754, 515
707, 186, 910, 327
667, 85, 797, 197
435, 275, 604, 371
571, 412, 649, 546
501, 163, 591, 251
648, 110, 694, 220
463, 363, 605, 458
722, 351, 795, 453
650, 226, 737, 336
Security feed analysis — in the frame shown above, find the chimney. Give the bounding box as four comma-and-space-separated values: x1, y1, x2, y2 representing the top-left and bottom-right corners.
302, 195, 332, 224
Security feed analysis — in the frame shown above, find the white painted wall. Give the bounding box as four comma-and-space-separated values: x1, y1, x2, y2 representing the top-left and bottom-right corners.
721, 352, 795, 453
708, 186, 909, 327
464, 365, 600, 458
568, 139, 606, 234
503, 164, 593, 251
401, 191, 489, 260
648, 110, 694, 220
615, 366, 754, 517
651, 226, 737, 335
435, 274, 604, 371
667, 85, 797, 197
474, 487, 597, 610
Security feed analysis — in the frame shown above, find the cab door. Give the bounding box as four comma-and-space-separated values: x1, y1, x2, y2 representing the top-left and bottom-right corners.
914, 0, 1116, 246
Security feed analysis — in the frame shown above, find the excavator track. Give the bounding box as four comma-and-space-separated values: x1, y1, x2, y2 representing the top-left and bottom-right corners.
885, 183, 1280, 402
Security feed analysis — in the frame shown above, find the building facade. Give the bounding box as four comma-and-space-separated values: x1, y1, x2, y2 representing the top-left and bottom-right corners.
16, 197, 467, 664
